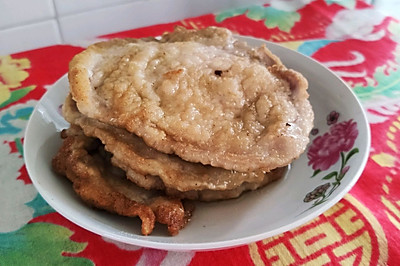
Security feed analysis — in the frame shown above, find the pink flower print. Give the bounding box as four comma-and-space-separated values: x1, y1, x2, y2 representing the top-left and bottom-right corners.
311, 128, 319, 136
341, 165, 350, 176
330, 119, 358, 151
307, 119, 358, 171
304, 116, 359, 210
307, 133, 341, 171
327, 111, 339, 125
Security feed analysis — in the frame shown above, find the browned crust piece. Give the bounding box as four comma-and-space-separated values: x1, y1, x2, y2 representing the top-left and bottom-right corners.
68, 26, 314, 172
62, 95, 286, 201
115, 161, 285, 201
52, 126, 192, 236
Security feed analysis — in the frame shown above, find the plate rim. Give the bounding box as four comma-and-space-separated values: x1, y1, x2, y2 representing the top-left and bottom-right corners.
23, 36, 371, 251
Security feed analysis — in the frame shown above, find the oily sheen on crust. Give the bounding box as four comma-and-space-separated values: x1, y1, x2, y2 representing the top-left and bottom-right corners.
68, 26, 314, 172
62, 94, 285, 201
52, 126, 192, 236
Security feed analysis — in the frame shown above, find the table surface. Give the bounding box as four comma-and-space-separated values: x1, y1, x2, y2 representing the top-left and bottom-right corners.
1, 0, 400, 265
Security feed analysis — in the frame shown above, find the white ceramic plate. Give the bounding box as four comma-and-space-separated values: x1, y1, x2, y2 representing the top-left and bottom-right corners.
24, 36, 370, 251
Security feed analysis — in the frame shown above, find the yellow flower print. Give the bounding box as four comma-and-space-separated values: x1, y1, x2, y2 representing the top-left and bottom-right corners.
0, 55, 31, 106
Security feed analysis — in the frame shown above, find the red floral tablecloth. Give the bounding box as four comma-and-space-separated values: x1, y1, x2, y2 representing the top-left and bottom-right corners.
1, 0, 400, 265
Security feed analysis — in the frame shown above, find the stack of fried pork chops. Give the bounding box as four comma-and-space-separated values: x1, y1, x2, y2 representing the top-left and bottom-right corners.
52, 26, 314, 236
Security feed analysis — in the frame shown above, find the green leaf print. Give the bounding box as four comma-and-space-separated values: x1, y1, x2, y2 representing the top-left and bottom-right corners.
216, 5, 300, 32
353, 66, 400, 101
0, 85, 36, 109
215, 6, 248, 22
25, 193, 55, 218
388, 20, 400, 43
325, 0, 356, 9
322, 171, 338, 180
0, 223, 93, 266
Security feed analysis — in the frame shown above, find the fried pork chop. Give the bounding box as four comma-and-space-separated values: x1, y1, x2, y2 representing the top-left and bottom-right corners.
68, 26, 314, 172
52, 126, 193, 236
63, 94, 286, 201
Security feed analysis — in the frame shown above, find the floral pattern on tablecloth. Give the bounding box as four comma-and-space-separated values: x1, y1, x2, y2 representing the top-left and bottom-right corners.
1, 0, 400, 265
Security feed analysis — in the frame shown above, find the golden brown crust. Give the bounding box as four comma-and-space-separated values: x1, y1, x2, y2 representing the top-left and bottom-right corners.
52, 127, 191, 236
62, 94, 286, 200
68, 26, 314, 172
163, 167, 285, 201
56, 26, 314, 236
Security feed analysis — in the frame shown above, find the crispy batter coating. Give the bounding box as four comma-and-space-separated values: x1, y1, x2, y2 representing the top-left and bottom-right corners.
52, 127, 192, 235
63, 95, 285, 201
68, 26, 314, 172
55, 26, 313, 236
